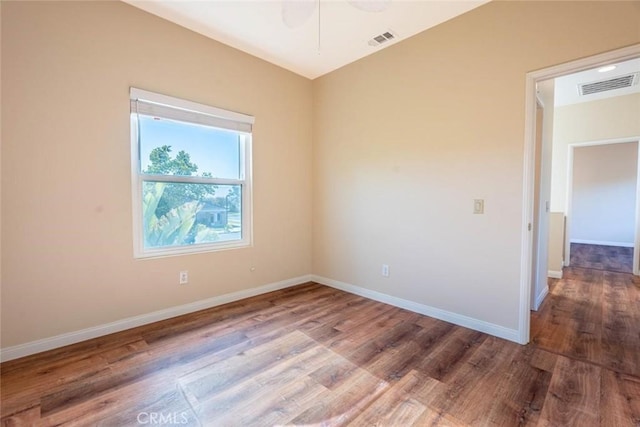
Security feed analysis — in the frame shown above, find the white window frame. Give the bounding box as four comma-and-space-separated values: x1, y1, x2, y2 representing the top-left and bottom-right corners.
130, 87, 253, 259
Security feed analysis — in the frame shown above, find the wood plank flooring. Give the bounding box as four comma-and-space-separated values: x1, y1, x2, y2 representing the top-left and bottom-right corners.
2, 270, 639, 426
531, 267, 640, 378
570, 243, 633, 274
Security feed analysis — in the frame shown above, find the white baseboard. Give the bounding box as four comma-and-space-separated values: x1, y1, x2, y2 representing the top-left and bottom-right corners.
570, 239, 634, 248
311, 275, 520, 344
532, 286, 549, 311
547, 270, 563, 279
0, 275, 312, 362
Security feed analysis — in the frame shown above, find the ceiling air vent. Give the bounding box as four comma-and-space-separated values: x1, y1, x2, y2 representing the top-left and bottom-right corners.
578, 72, 639, 96
368, 31, 397, 47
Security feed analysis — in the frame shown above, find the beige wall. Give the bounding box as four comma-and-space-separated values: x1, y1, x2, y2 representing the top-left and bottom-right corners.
534, 79, 555, 303
572, 142, 638, 244
3, 1, 640, 351
535, 80, 560, 281
0, 1, 3, 342
530, 105, 543, 306
551, 93, 640, 211
1, 2, 313, 348
548, 213, 565, 273
313, 1, 640, 330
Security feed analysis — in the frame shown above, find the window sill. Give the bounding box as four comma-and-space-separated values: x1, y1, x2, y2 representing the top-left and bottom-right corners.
134, 239, 251, 260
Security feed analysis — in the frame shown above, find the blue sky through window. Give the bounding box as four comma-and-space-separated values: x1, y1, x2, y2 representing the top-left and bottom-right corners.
139, 115, 241, 179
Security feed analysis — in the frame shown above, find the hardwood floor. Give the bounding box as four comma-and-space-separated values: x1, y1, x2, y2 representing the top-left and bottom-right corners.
2, 275, 639, 426
529, 266, 640, 426
531, 267, 640, 378
569, 243, 633, 274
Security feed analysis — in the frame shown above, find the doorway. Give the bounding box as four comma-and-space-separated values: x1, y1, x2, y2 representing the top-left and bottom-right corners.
518, 43, 640, 344
565, 140, 639, 274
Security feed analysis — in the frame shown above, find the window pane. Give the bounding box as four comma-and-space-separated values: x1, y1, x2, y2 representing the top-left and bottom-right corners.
138, 115, 241, 179
142, 181, 242, 249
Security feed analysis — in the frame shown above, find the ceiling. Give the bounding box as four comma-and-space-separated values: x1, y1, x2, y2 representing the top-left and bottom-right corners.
122, 0, 489, 79
554, 58, 640, 106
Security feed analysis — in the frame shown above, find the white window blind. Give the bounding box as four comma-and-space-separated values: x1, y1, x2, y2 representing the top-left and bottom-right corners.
130, 88, 254, 134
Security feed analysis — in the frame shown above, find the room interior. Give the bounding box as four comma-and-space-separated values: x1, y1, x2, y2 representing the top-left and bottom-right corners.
2, 0, 640, 425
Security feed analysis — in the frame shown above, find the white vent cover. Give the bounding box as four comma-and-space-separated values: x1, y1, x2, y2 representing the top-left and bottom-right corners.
578, 72, 639, 96
368, 30, 397, 47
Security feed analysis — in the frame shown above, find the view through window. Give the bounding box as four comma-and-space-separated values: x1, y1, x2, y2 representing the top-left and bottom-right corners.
130, 88, 253, 258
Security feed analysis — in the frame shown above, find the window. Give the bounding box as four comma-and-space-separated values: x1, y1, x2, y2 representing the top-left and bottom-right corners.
130, 88, 253, 258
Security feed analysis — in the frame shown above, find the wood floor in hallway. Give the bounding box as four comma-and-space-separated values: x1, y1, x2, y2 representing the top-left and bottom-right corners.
2, 273, 639, 426
531, 267, 640, 378
569, 243, 633, 274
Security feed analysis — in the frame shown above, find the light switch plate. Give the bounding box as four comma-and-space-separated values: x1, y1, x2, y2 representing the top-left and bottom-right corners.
473, 199, 484, 214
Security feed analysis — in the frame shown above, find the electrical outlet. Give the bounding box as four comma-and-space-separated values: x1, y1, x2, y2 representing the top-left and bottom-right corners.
179, 270, 188, 285
382, 264, 390, 277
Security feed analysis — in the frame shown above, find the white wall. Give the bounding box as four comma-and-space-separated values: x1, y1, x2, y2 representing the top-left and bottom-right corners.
571, 142, 638, 246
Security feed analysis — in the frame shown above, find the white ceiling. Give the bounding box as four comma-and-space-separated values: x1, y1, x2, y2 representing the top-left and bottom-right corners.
554, 58, 640, 106
122, 0, 489, 79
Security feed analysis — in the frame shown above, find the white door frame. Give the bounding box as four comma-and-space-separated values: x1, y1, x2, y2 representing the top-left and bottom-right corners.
530, 97, 547, 311
519, 43, 640, 345
564, 138, 640, 276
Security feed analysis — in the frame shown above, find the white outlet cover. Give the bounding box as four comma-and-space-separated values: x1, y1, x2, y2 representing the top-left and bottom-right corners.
382, 264, 390, 277
179, 271, 189, 284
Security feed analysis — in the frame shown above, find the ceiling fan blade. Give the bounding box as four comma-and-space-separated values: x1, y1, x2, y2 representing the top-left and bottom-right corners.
348, 0, 391, 13
282, 0, 317, 29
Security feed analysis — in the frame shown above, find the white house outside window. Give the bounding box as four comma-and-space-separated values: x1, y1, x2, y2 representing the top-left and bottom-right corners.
130, 88, 253, 258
